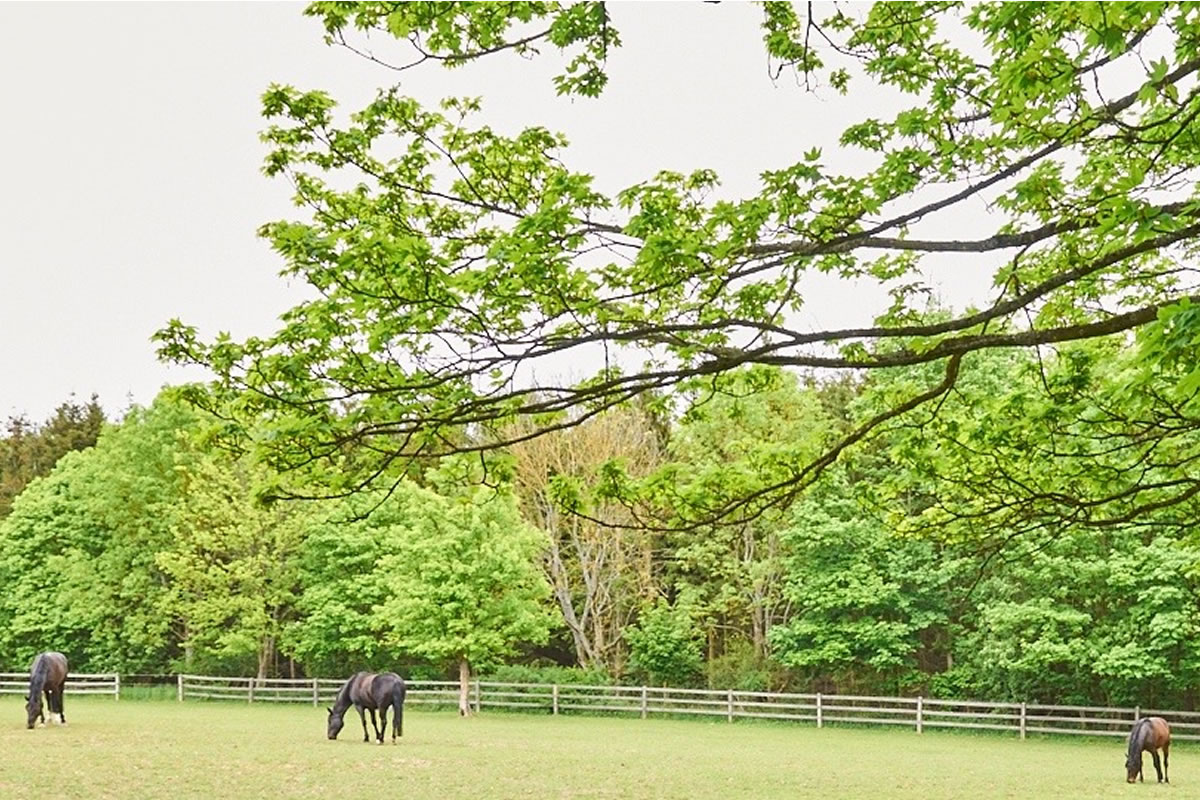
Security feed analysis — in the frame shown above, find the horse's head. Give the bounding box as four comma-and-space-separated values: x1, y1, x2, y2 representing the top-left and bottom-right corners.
326, 707, 344, 740
1126, 752, 1141, 783
24, 694, 40, 729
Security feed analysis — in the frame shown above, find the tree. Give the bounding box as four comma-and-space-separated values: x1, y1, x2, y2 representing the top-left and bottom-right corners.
508, 406, 662, 673
663, 366, 831, 665
0, 394, 105, 518
625, 598, 704, 688
770, 473, 960, 694
372, 479, 553, 715
156, 451, 314, 678
947, 528, 1200, 706
0, 397, 195, 671
284, 496, 410, 676
156, 2, 1200, 527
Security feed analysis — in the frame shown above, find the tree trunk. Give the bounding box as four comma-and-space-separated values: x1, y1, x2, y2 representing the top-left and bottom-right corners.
257, 635, 275, 680
751, 604, 766, 660
457, 657, 472, 716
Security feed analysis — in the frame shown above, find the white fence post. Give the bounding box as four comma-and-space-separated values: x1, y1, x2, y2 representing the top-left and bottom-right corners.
177, 674, 184, 703
816, 692, 823, 728
114, 673, 120, 701
640, 686, 648, 719
727, 689, 734, 722
473, 680, 481, 713
248, 677, 255, 704
916, 696, 923, 733
1020, 702, 1027, 739
312, 678, 319, 707
552, 684, 559, 716
1135, 705, 1141, 722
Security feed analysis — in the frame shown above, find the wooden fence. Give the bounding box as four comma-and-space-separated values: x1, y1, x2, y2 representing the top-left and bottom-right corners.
0, 672, 120, 699
174, 675, 1200, 741
177, 674, 463, 708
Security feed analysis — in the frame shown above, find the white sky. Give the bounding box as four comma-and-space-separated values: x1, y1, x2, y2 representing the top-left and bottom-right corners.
0, 1, 997, 423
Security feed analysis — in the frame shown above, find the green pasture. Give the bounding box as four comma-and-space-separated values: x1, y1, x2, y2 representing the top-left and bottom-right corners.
0, 696, 1187, 799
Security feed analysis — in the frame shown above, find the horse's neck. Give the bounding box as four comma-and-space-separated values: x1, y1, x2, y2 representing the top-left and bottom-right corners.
333, 675, 360, 712
1130, 720, 1149, 753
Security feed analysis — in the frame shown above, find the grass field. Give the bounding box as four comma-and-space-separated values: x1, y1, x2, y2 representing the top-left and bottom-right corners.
0, 696, 1188, 799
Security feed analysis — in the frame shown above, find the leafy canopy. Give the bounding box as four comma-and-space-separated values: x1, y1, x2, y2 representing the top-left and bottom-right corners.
156, 2, 1200, 520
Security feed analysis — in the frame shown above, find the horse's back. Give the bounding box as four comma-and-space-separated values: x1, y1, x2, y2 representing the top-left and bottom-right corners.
31, 651, 68, 683
377, 672, 405, 700
348, 671, 375, 703
1147, 716, 1172, 747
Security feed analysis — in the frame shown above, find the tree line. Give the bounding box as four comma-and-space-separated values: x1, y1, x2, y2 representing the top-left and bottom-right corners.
5, 332, 1200, 710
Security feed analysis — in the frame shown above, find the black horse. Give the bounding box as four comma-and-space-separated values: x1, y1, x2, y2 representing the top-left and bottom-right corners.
327, 671, 406, 744
25, 651, 68, 730
1126, 716, 1171, 783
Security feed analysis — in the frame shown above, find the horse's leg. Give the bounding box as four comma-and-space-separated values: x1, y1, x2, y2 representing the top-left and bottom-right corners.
1151, 750, 1163, 783
356, 704, 370, 742
368, 706, 382, 743
377, 705, 388, 744
58, 685, 66, 725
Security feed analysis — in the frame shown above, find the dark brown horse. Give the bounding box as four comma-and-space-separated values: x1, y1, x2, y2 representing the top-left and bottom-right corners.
326, 671, 406, 744
1126, 716, 1170, 783
25, 651, 68, 730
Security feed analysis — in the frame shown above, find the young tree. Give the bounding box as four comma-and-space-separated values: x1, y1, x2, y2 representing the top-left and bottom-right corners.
156, 2, 1200, 527
284, 497, 409, 676
373, 481, 553, 715
625, 598, 704, 688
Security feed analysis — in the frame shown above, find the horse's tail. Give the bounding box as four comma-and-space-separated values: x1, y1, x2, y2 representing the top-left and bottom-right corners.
392, 679, 406, 740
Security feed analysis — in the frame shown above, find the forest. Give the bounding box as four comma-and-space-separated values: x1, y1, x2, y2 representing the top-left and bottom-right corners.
5, 335, 1200, 710
8, 1, 1200, 712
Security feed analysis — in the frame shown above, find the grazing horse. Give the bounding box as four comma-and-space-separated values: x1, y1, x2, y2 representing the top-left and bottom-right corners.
25, 651, 69, 730
1126, 716, 1171, 783
326, 671, 406, 744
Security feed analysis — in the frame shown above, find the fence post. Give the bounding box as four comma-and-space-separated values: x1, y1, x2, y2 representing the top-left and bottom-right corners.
1020, 702, 1027, 739
552, 684, 559, 716
641, 686, 648, 719
727, 689, 734, 723
313, 678, 319, 707
248, 677, 255, 704
177, 674, 184, 703
1135, 705, 1141, 722
916, 696, 923, 733
816, 693, 823, 728
473, 680, 481, 714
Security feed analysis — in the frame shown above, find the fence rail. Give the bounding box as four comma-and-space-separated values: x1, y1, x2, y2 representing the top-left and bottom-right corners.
170, 675, 1200, 741
0, 672, 120, 699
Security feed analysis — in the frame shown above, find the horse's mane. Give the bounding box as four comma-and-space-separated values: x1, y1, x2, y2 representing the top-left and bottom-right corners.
332, 672, 363, 712
27, 655, 50, 709
1127, 718, 1150, 765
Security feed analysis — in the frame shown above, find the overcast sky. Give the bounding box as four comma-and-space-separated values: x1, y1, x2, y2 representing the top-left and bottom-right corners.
0, 2, 996, 423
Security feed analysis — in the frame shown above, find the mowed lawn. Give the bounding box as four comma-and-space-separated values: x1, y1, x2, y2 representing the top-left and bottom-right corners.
0, 696, 1189, 799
